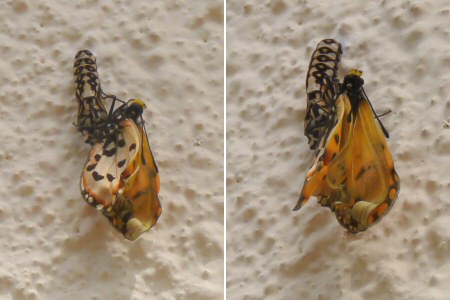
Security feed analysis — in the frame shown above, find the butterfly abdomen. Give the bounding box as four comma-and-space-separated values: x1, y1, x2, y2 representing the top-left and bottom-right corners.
305, 39, 342, 149
74, 50, 108, 145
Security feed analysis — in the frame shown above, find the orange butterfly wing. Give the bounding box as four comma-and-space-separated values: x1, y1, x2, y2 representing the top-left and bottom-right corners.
113, 121, 162, 241
294, 94, 349, 210
327, 95, 400, 232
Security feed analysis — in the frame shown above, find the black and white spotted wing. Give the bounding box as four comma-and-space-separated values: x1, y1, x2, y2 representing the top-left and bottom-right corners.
81, 118, 140, 211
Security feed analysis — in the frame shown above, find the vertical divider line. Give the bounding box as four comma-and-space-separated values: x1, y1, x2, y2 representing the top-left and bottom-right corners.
223, 1, 227, 299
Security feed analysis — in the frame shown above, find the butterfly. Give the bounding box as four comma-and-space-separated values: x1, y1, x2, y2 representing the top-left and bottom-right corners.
294, 69, 400, 233
74, 50, 161, 240
304, 39, 342, 150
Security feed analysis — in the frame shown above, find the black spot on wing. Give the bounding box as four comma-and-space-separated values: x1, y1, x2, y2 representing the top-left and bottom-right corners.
103, 147, 117, 157
107, 174, 115, 182
92, 171, 104, 181
118, 139, 126, 147
334, 134, 340, 144
94, 154, 102, 162
86, 163, 97, 172
355, 167, 366, 180
129, 143, 136, 152
118, 159, 126, 168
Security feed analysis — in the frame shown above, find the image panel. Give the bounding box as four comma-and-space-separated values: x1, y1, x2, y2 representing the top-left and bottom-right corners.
0, 1, 224, 299
226, 1, 448, 299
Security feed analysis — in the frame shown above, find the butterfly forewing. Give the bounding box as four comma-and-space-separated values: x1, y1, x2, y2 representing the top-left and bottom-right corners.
333, 76, 399, 232
102, 119, 162, 241
348, 99, 391, 201
122, 123, 161, 240
347, 98, 399, 230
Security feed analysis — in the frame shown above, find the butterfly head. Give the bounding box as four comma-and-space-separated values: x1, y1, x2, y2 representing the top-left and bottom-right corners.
114, 99, 147, 123
129, 99, 147, 110
343, 69, 364, 93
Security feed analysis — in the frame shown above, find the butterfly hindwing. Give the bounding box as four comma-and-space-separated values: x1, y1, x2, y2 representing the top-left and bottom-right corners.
81, 119, 140, 210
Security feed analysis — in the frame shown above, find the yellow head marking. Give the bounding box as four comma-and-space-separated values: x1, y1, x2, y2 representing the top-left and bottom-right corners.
130, 99, 147, 109
349, 69, 363, 77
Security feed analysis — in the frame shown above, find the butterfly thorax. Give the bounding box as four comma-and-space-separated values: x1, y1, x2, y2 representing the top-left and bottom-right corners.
342, 73, 365, 123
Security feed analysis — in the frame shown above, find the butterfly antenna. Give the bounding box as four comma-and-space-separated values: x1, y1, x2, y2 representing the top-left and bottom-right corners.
376, 110, 391, 118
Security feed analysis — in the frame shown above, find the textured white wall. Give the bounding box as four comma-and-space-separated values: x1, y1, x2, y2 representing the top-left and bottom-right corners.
0, 1, 223, 299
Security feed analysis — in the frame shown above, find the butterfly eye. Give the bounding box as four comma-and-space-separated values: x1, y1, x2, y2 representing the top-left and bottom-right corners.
130, 104, 143, 117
